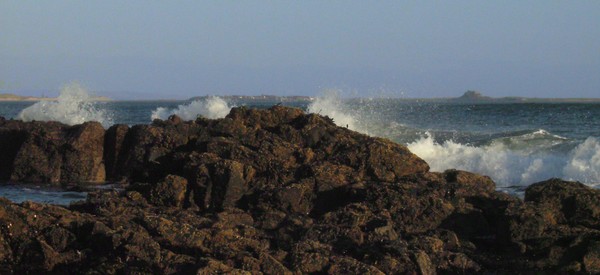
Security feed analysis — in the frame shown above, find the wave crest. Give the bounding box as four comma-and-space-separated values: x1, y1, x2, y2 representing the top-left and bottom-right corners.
563, 137, 600, 184
151, 96, 232, 121
408, 133, 600, 187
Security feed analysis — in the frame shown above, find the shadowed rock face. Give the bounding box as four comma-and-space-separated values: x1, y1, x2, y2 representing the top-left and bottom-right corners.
103, 124, 129, 182
98, 106, 429, 211
0, 106, 599, 274
0, 119, 105, 183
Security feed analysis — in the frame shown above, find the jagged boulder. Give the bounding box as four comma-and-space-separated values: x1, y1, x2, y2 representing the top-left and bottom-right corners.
61, 121, 106, 183
2, 120, 105, 184
525, 178, 600, 229
8, 121, 66, 183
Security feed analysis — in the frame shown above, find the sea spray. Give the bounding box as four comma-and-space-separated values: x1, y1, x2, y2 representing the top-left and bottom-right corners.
8, 91, 600, 189
17, 82, 113, 127
307, 89, 361, 132
151, 96, 232, 121
307, 91, 413, 138
305, 93, 600, 188
407, 133, 600, 187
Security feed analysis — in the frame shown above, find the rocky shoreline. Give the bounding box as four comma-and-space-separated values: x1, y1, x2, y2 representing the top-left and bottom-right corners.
0, 106, 599, 274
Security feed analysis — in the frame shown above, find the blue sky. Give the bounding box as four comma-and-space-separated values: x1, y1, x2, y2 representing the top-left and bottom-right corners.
1, 1, 599, 99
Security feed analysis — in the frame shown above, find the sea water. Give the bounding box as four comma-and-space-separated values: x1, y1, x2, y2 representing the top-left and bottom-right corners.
0, 184, 87, 205
1, 87, 599, 204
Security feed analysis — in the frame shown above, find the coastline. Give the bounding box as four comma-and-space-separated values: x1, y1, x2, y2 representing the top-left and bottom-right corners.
4, 91, 600, 103
0, 105, 599, 273
0, 96, 112, 102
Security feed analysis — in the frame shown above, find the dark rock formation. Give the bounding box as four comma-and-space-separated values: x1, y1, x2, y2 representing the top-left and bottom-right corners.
103, 124, 129, 182
0, 107, 599, 274
0, 118, 28, 180
60, 122, 106, 183
453, 90, 492, 102
0, 119, 105, 183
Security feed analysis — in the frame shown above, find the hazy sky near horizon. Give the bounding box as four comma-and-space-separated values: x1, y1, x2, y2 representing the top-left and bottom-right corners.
1, 1, 599, 99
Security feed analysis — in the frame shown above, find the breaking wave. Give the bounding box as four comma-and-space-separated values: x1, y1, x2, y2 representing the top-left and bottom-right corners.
306, 91, 599, 188
151, 96, 232, 121
407, 133, 600, 187
488, 129, 569, 153
17, 82, 113, 127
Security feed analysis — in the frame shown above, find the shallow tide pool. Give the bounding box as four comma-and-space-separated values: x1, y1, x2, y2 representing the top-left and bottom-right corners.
0, 184, 88, 205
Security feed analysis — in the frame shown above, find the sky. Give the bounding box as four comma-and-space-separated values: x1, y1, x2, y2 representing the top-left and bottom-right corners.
1, 1, 599, 100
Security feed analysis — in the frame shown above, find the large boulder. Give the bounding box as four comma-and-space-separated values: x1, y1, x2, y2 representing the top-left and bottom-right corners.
3, 120, 105, 184
473, 179, 600, 272
209, 160, 252, 210
114, 117, 208, 182
7, 121, 66, 183
525, 178, 600, 229
61, 121, 106, 183
366, 137, 430, 181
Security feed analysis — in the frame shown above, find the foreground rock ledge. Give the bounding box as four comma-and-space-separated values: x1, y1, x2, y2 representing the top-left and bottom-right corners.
0, 106, 599, 274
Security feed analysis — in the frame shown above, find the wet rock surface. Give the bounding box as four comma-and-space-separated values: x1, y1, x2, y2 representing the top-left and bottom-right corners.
0, 106, 599, 274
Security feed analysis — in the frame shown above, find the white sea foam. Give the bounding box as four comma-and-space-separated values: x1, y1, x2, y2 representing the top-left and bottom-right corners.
563, 137, 600, 184
17, 82, 112, 127
151, 96, 232, 121
306, 90, 600, 188
307, 89, 361, 132
407, 134, 600, 187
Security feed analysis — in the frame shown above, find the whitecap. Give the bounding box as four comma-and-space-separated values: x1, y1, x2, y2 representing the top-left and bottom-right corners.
407, 133, 600, 187
151, 96, 232, 121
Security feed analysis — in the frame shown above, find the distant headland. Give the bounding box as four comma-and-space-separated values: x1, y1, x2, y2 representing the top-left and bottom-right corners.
188, 94, 314, 103
449, 91, 600, 103
3, 91, 599, 103
191, 92, 600, 103
0, 93, 112, 102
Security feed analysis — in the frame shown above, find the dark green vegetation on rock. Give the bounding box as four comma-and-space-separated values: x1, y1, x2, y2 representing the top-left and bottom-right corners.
0, 106, 599, 274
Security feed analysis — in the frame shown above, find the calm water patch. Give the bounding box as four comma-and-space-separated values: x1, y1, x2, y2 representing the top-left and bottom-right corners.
0, 183, 87, 205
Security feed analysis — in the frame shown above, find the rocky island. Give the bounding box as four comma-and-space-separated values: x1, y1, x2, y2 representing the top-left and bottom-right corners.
449, 91, 600, 103
0, 106, 599, 274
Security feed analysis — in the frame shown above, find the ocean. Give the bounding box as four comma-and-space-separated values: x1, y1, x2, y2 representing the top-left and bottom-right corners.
1, 88, 599, 204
